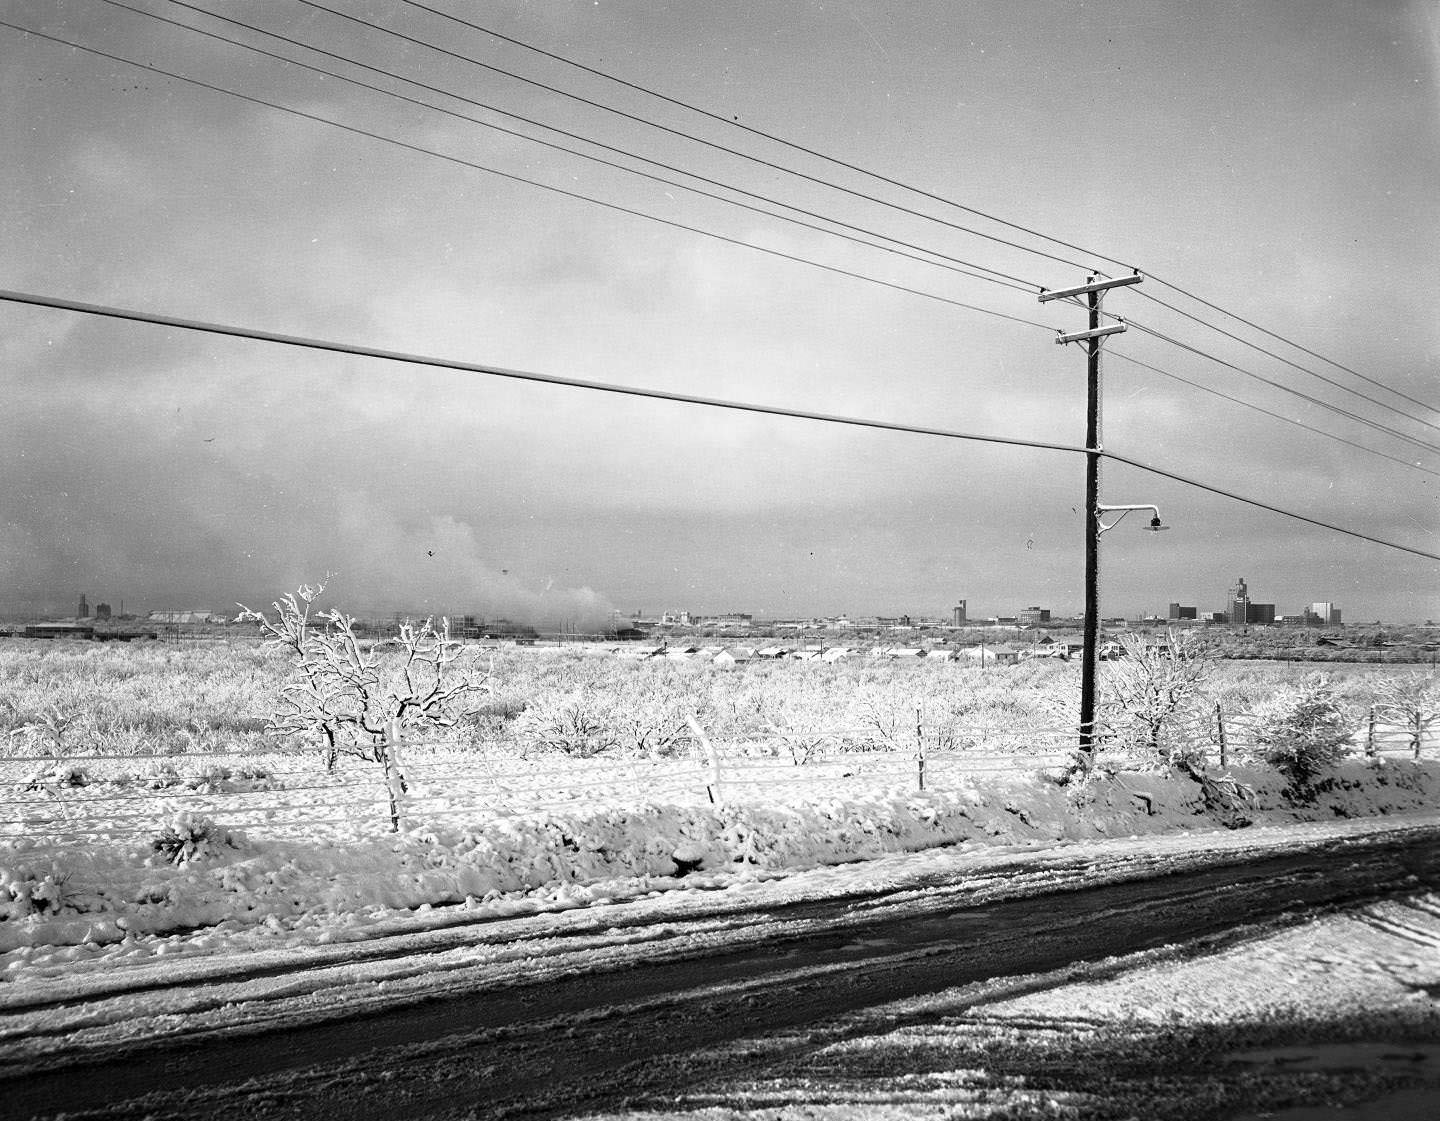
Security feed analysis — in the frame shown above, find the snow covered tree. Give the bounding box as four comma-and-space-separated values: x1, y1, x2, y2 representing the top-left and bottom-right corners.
1252, 675, 1354, 792
238, 581, 488, 829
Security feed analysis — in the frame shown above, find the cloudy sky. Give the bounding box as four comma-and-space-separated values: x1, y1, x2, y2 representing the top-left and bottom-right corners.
2, 0, 1437, 626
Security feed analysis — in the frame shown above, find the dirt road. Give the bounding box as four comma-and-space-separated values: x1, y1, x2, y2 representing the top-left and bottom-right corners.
6, 825, 1440, 1119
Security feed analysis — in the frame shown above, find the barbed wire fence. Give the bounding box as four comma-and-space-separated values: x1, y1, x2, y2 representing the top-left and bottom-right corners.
3, 704, 1433, 849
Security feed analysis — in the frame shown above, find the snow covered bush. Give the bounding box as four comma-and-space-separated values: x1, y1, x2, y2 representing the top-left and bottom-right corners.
150, 813, 246, 866
8, 703, 87, 758
515, 693, 620, 757
21, 761, 90, 791
0, 862, 67, 920
1252, 676, 1355, 792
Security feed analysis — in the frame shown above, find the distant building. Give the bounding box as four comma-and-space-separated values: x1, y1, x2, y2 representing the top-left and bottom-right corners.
94, 602, 112, 621
1309, 601, 1342, 626
1227, 577, 1250, 629
26, 623, 95, 640
1168, 603, 1197, 620
953, 600, 967, 626
77, 593, 89, 619
1018, 606, 1051, 627
147, 610, 223, 625
1248, 603, 1276, 625
699, 613, 752, 629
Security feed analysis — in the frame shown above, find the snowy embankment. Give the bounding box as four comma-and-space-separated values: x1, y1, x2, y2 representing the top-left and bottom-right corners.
3, 760, 1438, 968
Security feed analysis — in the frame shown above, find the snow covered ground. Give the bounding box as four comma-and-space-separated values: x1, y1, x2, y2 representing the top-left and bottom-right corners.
2, 756, 1438, 979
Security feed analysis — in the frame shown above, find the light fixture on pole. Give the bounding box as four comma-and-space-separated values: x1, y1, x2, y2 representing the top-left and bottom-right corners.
1097, 504, 1169, 536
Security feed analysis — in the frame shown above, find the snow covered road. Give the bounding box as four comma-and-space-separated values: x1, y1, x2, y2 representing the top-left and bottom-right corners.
3, 814, 1440, 1119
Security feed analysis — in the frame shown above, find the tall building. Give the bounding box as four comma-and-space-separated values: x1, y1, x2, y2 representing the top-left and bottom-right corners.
1168, 602, 1197, 620
1227, 577, 1250, 626
77, 593, 89, 619
1309, 601, 1342, 626
953, 601, 967, 626
1018, 606, 1051, 627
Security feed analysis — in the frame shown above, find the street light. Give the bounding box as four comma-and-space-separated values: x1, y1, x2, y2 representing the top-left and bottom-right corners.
1097, 504, 1169, 536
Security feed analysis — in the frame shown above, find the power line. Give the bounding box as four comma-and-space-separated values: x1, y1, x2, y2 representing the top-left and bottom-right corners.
141, 0, 1440, 462
3, 286, 1436, 563
0, 18, 1053, 333
395, 0, 1131, 276
0, 286, 1088, 456
1107, 349, 1440, 479
9, 17, 1435, 528
1125, 321, 1440, 459
1101, 447, 1438, 563
107, 0, 1040, 295
292, 0, 1099, 275
397, 0, 1431, 431
1130, 288, 1440, 434
88, 3, 1432, 468
1145, 270, 1439, 415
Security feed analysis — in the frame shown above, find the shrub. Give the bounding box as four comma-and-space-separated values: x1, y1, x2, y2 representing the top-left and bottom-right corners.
0, 862, 67, 920
1252, 676, 1354, 791
515, 694, 619, 757
151, 813, 245, 866
21, 762, 90, 792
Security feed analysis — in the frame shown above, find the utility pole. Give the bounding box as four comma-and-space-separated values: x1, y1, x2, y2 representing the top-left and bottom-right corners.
1039, 273, 1142, 758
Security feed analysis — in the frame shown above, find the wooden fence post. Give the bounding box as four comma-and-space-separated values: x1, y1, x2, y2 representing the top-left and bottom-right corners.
686, 715, 721, 804
1366, 706, 1377, 758
914, 701, 926, 792
1215, 701, 1227, 768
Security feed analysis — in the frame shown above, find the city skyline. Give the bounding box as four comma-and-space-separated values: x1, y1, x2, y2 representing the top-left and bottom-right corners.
24, 576, 1388, 627
3, 2, 1437, 625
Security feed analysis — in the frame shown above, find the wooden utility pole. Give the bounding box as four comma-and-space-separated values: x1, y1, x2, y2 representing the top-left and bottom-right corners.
1039, 273, 1142, 758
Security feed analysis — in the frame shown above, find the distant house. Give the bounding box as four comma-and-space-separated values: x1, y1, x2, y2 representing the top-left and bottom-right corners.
755, 646, 790, 659
23, 623, 95, 640
617, 644, 665, 659
821, 647, 853, 663
712, 646, 754, 667
959, 643, 1021, 665
887, 647, 927, 659
147, 610, 225, 625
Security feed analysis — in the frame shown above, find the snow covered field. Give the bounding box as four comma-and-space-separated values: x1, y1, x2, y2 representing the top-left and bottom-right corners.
3, 755, 1438, 975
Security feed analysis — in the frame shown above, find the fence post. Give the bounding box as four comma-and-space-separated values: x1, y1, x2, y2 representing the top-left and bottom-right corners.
686, 715, 721, 804
1366, 706, 1377, 758
1215, 701, 1228, 768
381, 718, 408, 832
914, 701, 926, 792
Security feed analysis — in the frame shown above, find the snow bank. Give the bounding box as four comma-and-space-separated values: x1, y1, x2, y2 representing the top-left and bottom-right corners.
3, 760, 1438, 962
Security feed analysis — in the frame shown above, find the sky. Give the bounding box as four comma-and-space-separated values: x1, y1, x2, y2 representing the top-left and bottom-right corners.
2, 0, 1438, 626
